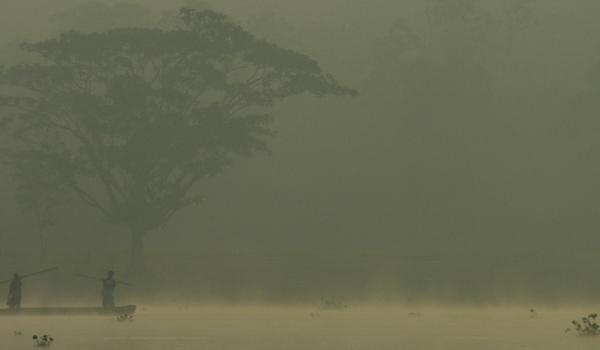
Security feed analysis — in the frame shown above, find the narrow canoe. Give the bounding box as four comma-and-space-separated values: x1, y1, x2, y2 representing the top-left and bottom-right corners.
0, 304, 136, 316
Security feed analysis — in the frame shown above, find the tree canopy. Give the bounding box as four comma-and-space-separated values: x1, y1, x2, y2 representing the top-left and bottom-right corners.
0, 8, 355, 271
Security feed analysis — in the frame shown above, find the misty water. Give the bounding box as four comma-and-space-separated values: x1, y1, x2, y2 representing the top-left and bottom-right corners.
2, 305, 600, 349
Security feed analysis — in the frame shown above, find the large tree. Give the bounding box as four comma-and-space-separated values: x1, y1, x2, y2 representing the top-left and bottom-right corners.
0, 8, 354, 272
7, 153, 66, 264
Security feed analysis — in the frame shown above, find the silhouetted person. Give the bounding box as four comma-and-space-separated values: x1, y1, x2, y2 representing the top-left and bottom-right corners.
102, 271, 117, 308
6, 273, 22, 309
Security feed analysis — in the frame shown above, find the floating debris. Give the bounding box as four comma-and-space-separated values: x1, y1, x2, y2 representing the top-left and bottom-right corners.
570, 313, 600, 336
117, 313, 134, 322
408, 312, 422, 318
319, 298, 348, 310
33, 334, 54, 347
309, 312, 321, 318
13, 330, 22, 336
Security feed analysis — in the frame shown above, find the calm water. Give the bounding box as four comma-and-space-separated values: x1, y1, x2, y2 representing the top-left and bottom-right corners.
1, 305, 599, 349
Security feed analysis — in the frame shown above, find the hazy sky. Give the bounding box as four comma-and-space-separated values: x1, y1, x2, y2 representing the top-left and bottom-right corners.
2, 0, 600, 263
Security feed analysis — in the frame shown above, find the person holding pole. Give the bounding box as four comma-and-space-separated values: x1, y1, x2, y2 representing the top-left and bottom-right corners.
73, 270, 130, 307
6, 273, 22, 309
102, 271, 117, 308
1, 267, 58, 309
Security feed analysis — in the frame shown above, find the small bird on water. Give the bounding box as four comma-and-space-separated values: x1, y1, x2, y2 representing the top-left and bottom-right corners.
529, 308, 536, 318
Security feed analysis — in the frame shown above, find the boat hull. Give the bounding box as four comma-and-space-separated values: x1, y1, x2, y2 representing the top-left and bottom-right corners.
0, 305, 136, 316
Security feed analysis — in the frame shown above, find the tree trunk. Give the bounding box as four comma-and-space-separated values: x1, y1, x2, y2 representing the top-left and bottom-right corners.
39, 230, 48, 265
129, 230, 146, 274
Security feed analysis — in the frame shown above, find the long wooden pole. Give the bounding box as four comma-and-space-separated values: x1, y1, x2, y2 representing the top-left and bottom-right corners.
0, 266, 59, 285
73, 273, 132, 286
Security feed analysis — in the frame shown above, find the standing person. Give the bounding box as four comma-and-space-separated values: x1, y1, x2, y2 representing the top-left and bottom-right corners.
6, 273, 22, 309
102, 271, 117, 308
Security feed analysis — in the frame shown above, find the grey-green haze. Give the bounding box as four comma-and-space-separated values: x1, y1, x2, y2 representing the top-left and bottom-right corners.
1, 0, 600, 303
